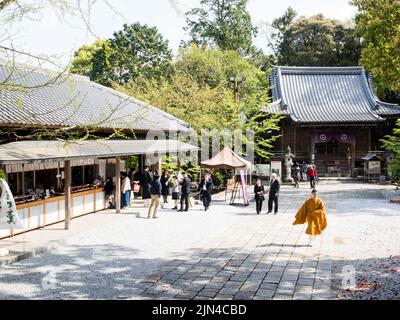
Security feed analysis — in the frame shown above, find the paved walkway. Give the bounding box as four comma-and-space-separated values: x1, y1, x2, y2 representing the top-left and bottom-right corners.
0, 182, 398, 300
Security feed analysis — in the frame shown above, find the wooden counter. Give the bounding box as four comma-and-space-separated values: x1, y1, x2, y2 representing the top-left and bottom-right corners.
0, 187, 106, 239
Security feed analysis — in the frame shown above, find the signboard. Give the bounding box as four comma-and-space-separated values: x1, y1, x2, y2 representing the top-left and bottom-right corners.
368, 161, 381, 174
256, 164, 270, 177
270, 161, 282, 180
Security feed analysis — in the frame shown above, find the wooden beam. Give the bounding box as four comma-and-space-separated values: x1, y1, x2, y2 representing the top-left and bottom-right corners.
64, 160, 72, 230
115, 157, 121, 213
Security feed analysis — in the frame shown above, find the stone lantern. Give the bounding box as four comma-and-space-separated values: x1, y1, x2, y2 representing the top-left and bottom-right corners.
284, 146, 295, 183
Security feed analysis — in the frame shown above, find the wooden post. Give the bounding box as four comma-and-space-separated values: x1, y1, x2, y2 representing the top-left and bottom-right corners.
64, 160, 72, 230
115, 157, 121, 214
21, 164, 25, 197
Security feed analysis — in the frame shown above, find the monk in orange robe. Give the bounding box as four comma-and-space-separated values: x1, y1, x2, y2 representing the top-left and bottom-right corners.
293, 189, 327, 246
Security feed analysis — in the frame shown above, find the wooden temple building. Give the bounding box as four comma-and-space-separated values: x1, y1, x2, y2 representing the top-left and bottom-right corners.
0, 63, 196, 239
264, 66, 400, 177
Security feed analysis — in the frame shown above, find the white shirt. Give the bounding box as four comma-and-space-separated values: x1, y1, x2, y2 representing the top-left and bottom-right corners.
122, 177, 131, 193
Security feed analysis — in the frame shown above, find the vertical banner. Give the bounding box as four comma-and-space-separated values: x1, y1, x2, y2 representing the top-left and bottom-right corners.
240, 170, 249, 205
0, 179, 23, 230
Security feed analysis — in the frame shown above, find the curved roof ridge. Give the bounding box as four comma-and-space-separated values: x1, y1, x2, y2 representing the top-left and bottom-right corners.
265, 65, 397, 123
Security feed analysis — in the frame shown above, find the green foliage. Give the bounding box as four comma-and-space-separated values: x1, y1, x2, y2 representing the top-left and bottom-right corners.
270, 7, 361, 66
0, 168, 6, 180
70, 23, 172, 86
382, 119, 400, 182
119, 45, 281, 161
184, 0, 257, 55
352, 0, 400, 98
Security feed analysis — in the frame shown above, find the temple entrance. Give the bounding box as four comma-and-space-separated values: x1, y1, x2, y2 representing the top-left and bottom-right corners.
312, 132, 355, 177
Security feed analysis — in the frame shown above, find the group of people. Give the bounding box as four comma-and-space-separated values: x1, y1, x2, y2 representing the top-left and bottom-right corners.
254, 171, 327, 246
293, 161, 318, 189
254, 173, 280, 215
103, 167, 215, 219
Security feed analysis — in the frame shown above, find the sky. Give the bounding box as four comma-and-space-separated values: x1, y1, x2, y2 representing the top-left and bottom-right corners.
2, 0, 357, 67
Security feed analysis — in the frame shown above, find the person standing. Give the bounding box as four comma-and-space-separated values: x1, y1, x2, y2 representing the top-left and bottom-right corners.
171, 175, 181, 210
148, 175, 162, 219
121, 172, 131, 209
142, 166, 153, 207
293, 189, 327, 246
267, 173, 280, 214
307, 162, 318, 189
254, 178, 265, 215
160, 170, 171, 204
104, 177, 115, 209
178, 172, 191, 212
199, 173, 213, 211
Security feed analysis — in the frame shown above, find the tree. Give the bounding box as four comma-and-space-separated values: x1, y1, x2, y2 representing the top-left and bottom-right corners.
70, 23, 173, 86
118, 45, 282, 161
269, 8, 361, 67
382, 119, 400, 182
184, 0, 257, 55
110, 23, 172, 85
352, 0, 400, 99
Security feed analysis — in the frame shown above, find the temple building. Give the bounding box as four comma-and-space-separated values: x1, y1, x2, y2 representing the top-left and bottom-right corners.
264, 66, 400, 177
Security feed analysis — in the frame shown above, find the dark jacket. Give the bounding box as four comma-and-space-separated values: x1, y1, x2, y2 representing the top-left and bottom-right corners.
269, 179, 280, 195
160, 175, 170, 196
199, 179, 213, 195
180, 177, 191, 195
104, 180, 114, 196
142, 170, 154, 199
150, 180, 162, 196
254, 184, 265, 199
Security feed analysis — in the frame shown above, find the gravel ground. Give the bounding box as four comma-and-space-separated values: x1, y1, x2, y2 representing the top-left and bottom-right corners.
324, 186, 400, 300
0, 181, 398, 300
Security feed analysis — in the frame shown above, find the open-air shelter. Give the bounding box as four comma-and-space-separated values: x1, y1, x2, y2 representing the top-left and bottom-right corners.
201, 146, 252, 205
0, 139, 198, 239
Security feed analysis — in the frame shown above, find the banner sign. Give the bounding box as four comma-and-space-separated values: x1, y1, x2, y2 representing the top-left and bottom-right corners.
0, 179, 23, 230
313, 132, 355, 146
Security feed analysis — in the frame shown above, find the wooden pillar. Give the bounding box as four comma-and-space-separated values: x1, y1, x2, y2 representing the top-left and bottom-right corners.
368, 128, 372, 151
293, 124, 296, 155
115, 157, 121, 214
21, 164, 25, 196
64, 160, 72, 230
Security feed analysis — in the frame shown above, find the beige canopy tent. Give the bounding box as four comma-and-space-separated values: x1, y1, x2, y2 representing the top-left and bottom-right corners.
201, 146, 252, 205
201, 146, 252, 169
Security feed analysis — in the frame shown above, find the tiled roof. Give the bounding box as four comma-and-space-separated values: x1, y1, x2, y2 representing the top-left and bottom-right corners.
0, 63, 191, 132
264, 66, 400, 123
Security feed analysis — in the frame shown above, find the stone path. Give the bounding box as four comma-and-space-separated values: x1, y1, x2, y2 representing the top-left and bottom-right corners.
0, 181, 398, 300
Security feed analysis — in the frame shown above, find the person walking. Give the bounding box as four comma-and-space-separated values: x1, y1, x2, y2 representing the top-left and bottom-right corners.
178, 172, 191, 212
199, 173, 213, 211
302, 161, 309, 182
254, 178, 265, 214
307, 162, 318, 189
148, 175, 162, 219
121, 172, 131, 209
171, 175, 181, 210
267, 173, 280, 214
142, 166, 153, 207
293, 189, 327, 246
160, 170, 171, 204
